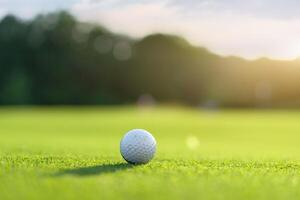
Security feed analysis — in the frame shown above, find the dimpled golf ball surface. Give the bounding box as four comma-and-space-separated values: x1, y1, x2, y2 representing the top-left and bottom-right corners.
120, 129, 156, 164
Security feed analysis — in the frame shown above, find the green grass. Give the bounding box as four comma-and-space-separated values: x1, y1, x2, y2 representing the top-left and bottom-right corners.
1, 106, 300, 200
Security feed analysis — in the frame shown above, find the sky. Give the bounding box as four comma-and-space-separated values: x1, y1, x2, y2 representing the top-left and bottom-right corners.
2, 0, 300, 60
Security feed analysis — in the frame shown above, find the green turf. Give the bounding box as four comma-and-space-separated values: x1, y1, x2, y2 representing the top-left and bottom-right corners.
1, 107, 300, 200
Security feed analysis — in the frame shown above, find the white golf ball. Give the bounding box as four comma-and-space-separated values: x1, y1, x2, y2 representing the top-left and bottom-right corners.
120, 129, 156, 164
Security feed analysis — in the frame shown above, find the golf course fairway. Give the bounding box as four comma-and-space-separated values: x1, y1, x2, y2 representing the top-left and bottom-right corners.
1, 107, 300, 200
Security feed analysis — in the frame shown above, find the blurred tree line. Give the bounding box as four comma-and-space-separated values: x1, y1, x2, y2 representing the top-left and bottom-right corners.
1, 11, 300, 107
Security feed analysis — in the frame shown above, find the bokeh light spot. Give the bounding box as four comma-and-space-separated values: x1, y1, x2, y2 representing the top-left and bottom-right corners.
113, 41, 132, 61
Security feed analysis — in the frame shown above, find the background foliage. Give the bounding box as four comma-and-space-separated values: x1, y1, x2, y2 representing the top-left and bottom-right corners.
1, 12, 300, 107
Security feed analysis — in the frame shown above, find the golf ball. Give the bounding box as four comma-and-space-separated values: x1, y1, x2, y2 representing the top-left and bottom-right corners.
120, 129, 156, 164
